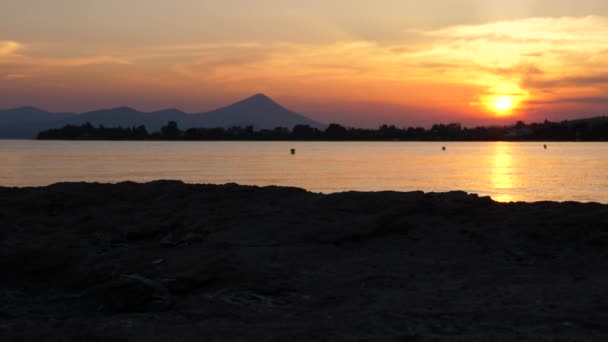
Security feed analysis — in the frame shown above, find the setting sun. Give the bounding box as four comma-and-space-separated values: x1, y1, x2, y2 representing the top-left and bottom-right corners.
492, 96, 514, 112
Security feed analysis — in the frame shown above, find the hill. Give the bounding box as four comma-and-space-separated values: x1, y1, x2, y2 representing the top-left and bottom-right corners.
188, 94, 322, 129
0, 95, 323, 138
0, 107, 76, 138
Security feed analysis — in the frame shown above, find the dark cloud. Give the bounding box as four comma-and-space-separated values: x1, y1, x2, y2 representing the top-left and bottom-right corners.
522, 74, 608, 89
527, 97, 608, 105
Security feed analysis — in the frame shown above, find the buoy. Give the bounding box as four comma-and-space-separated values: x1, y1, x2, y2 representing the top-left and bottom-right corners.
290, 148, 296, 155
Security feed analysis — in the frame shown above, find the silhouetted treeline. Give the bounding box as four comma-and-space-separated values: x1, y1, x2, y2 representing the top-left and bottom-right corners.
37, 118, 608, 141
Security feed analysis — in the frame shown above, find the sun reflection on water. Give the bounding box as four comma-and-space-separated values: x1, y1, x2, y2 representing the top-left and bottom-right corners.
491, 142, 516, 202
2, 141, 608, 203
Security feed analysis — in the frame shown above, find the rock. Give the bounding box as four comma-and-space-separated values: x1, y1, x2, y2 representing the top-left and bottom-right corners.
160, 232, 176, 246
2, 182, 608, 340
86, 274, 174, 314
183, 232, 205, 243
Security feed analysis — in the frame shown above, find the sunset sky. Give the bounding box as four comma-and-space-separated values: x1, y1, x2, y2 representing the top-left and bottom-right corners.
2, 0, 608, 127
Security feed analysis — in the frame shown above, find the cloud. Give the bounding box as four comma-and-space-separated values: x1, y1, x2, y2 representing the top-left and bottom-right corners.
428, 16, 608, 43
417, 62, 464, 70
0, 40, 22, 56
407, 16, 608, 112
523, 74, 608, 89
40, 15, 607, 116
167, 44, 273, 81
528, 97, 608, 105
168, 41, 375, 84
0, 40, 130, 68
51, 56, 131, 67
4, 15, 608, 120
4, 74, 31, 80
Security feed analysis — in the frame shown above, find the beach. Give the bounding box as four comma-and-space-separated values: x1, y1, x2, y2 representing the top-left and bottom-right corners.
1, 181, 608, 341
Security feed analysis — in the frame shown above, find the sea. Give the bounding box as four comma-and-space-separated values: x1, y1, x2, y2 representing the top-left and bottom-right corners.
1, 140, 607, 203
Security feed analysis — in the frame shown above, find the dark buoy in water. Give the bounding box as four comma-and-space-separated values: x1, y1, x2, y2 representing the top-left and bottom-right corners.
442, 146, 446, 151
544, 144, 547, 149
290, 148, 296, 155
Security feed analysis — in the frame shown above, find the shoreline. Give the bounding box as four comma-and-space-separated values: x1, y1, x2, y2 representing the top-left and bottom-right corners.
2, 181, 608, 340
3, 181, 607, 205
5, 137, 608, 142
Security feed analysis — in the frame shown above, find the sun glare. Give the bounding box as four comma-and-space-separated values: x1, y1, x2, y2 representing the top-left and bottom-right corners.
493, 96, 514, 112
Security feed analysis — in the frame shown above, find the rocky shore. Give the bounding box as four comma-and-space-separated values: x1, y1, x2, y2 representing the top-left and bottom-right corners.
1, 181, 608, 341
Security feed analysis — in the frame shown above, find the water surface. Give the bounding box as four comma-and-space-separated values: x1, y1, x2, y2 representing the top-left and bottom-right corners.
1, 140, 606, 203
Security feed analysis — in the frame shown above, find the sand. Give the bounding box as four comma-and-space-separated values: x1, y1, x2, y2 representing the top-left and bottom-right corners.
1, 181, 608, 341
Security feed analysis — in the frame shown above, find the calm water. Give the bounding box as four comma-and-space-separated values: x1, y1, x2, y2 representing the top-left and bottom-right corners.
1, 140, 607, 203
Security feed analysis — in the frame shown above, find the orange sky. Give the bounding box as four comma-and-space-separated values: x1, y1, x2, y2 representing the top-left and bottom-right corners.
2, 1, 608, 127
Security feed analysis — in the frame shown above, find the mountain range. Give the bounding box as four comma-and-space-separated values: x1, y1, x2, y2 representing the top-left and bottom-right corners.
0, 94, 324, 139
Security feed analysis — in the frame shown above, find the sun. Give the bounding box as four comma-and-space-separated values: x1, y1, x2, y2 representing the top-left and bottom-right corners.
492, 96, 514, 112
478, 82, 527, 116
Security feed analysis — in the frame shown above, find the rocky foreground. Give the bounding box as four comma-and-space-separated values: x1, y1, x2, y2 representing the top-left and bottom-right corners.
1, 182, 608, 341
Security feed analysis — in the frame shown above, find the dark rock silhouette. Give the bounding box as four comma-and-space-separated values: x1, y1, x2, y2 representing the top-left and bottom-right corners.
2, 182, 608, 340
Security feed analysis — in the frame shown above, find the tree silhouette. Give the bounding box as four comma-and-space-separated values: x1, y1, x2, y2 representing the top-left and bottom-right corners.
161, 121, 181, 139
37, 117, 608, 141
325, 123, 347, 140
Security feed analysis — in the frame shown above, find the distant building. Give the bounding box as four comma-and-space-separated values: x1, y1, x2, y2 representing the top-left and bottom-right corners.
505, 127, 534, 139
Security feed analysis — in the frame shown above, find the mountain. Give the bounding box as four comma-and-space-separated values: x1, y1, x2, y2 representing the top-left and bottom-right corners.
0, 107, 74, 126
0, 107, 76, 138
189, 94, 323, 129
0, 95, 324, 138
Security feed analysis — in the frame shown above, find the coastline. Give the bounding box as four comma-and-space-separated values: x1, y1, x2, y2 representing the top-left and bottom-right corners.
2, 181, 608, 341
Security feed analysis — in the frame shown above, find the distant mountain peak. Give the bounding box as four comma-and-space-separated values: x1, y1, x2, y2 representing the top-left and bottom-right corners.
109, 106, 138, 112
230, 93, 286, 111
194, 93, 323, 129
250, 93, 271, 100
12, 106, 45, 113
241, 93, 275, 103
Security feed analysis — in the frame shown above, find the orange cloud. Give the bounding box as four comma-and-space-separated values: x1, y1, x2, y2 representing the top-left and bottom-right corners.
3, 16, 608, 124
0, 40, 21, 56
0, 40, 130, 68
4, 74, 31, 80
